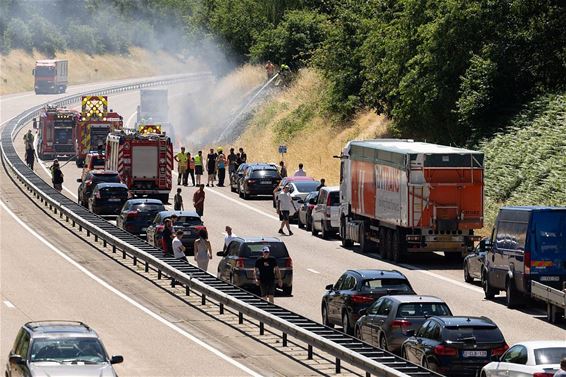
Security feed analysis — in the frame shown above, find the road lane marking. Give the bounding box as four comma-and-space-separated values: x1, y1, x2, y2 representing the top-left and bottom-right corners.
307, 268, 320, 274
0, 199, 262, 377
399, 263, 484, 294
3, 300, 15, 308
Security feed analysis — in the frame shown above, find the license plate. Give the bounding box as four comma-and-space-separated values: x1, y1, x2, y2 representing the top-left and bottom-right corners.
108, 198, 121, 202
185, 230, 191, 236
463, 351, 487, 358
261, 181, 271, 184
540, 276, 559, 282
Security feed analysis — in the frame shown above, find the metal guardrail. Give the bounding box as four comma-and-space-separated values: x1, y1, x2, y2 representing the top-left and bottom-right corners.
1, 76, 440, 377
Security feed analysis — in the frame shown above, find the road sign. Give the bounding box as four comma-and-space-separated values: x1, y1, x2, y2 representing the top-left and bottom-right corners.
278, 145, 287, 154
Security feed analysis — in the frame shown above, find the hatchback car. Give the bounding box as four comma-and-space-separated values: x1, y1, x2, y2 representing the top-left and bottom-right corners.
402, 316, 509, 377
6, 320, 123, 377
321, 269, 415, 335
238, 164, 281, 199
81, 152, 106, 181
230, 163, 249, 193
216, 237, 293, 295
297, 191, 318, 230
355, 295, 452, 354
116, 198, 166, 237
272, 176, 315, 208
77, 170, 121, 207
311, 186, 340, 239
88, 183, 129, 216
464, 238, 490, 283
146, 210, 205, 254
481, 341, 566, 377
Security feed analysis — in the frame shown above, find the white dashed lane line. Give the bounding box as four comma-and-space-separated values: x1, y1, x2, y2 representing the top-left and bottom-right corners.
307, 268, 320, 274
3, 300, 15, 309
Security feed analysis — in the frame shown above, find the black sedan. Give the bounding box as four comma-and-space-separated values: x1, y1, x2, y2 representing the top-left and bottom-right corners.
116, 198, 166, 237
146, 210, 205, 254
238, 164, 281, 199
321, 269, 415, 335
401, 316, 508, 377
88, 183, 129, 216
463, 238, 490, 283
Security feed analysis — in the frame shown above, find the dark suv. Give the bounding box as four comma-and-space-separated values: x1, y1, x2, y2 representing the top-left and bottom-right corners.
6, 321, 123, 377
321, 269, 415, 335
77, 170, 121, 207
238, 163, 281, 199
146, 210, 205, 254
116, 198, 166, 237
216, 237, 293, 295
88, 183, 129, 216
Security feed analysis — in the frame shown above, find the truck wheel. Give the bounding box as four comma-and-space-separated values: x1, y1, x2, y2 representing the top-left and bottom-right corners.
482, 271, 497, 299
340, 218, 353, 247
382, 229, 393, 260
506, 279, 521, 309
392, 230, 405, 263
359, 223, 372, 253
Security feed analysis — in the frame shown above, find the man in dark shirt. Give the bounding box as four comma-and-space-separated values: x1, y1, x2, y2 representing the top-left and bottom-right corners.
239, 147, 247, 163
253, 246, 282, 303
193, 184, 206, 217
228, 148, 237, 185
206, 148, 218, 187
161, 219, 174, 257
316, 178, 326, 192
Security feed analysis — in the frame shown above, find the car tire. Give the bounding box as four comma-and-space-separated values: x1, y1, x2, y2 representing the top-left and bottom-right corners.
322, 304, 334, 328
230, 185, 236, 193
298, 215, 304, 229
282, 285, 292, 296
311, 220, 319, 236
379, 333, 388, 351
482, 271, 497, 299
359, 223, 372, 253
306, 215, 312, 231
401, 347, 408, 360
321, 221, 328, 239
464, 263, 474, 283
88, 201, 94, 213
342, 312, 353, 335
355, 326, 363, 341
506, 279, 521, 309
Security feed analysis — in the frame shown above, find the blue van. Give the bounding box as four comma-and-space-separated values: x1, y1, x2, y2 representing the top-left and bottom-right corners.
483, 206, 566, 308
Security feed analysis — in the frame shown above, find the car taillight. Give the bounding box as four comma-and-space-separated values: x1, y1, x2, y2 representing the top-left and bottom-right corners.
391, 319, 412, 329
235, 257, 245, 269
247, 179, 256, 184
285, 257, 293, 268
85, 180, 93, 187
492, 344, 509, 357
350, 295, 375, 304
533, 373, 554, 377
524, 250, 531, 274
193, 225, 206, 231
308, 204, 315, 209
433, 345, 458, 356
126, 211, 138, 218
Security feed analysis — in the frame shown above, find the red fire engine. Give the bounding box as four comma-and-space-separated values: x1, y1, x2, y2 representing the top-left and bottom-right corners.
105, 125, 173, 203
75, 96, 123, 167
36, 105, 80, 160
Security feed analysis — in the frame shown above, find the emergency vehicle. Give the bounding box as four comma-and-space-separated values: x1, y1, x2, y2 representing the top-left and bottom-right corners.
75, 96, 123, 167
36, 105, 80, 160
105, 125, 173, 203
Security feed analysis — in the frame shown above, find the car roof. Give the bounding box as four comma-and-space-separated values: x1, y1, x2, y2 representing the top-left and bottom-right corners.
347, 269, 407, 279
320, 186, 340, 192
501, 206, 566, 212
233, 236, 283, 243
383, 295, 446, 303
432, 316, 496, 327
512, 341, 566, 349
25, 321, 96, 337
157, 210, 201, 218
126, 198, 163, 205
94, 183, 128, 189
248, 163, 277, 169
89, 169, 119, 175
285, 176, 315, 181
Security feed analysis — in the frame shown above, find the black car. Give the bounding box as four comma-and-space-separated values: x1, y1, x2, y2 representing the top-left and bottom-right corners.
402, 316, 508, 377
230, 163, 249, 193
116, 198, 166, 237
321, 269, 415, 335
77, 170, 121, 207
297, 191, 318, 230
238, 164, 281, 199
216, 237, 293, 295
88, 183, 129, 216
464, 238, 489, 283
146, 210, 205, 254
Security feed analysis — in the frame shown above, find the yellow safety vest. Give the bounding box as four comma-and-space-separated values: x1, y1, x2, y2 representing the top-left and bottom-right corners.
176, 152, 188, 165
194, 155, 203, 166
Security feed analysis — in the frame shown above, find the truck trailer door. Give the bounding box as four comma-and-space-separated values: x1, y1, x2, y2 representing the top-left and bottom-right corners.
132, 146, 158, 178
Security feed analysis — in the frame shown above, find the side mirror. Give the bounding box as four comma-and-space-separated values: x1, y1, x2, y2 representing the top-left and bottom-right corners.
404, 329, 415, 337
110, 355, 123, 364
77, 178, 82, 183
9, 355, 25, 365
216, 251, 225, 257
325, 284, 334, 291
358, 308, 367, 316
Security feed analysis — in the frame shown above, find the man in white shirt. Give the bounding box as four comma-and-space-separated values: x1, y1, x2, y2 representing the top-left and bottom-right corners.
223, 226, 237, 253
293, 163, 306, 176
172, 230, 187, 261
277, 185, 297, 236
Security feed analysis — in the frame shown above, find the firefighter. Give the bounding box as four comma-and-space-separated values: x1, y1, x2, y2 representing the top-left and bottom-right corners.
265, 60, 275, 80
23, 130, 34, 150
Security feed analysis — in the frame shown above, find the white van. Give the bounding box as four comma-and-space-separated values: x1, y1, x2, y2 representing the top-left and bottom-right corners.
311, 186, 340, 239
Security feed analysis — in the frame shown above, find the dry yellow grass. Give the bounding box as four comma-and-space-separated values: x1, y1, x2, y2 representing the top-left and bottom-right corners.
233, 69, 390, 185
0, 48, 198, 95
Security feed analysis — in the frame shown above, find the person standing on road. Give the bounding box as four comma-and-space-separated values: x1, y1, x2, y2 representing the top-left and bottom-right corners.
554, 358, 566, 377
173, 188, 184, 211
316, 178, 326, 192
277, 185, 296, 236
193, 184, 205, 217
186, 153, 195, 186
293, 163, 306, 177
161, 218, 174, 257
175, 147, 188, 185
194, 151, 204, 186
217, 149, 227, 187
172, 230, 187, 261
25, 147, 35, 170
253, 246, 282, 304
239, 147, 247, 163
279, 161, 287, 178
228, 148, 237, 185
23, 130, 34, 150
194, 229, 212, 271
222, 226, 237, 253
51, 160, 64, 192
206, 148, 217, 187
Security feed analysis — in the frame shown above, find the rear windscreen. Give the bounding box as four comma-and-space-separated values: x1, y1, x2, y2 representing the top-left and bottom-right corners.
100, 187, 127, 196
444, 326, 504, 342
396, 303, 452, 318
91, 157, 105, 167
533, 212, 566, 258
534, 347, 566, 365
93, 174, 120, 183
294, 181, 320, 192
329, 192, 340, 205
360, 279, 412, 292
251, 170, 279, 178
173, 216, 202, 226
132, 203, 165, 213
242, 242, 289, 258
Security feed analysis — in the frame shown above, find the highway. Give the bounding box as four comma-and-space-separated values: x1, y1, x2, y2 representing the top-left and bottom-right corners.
2, 79, 564, 376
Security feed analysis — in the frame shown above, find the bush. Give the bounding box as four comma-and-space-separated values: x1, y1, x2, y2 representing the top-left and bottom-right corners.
4, 18, 33, 52
66, 23, 99, 54
28, 15, 66, 56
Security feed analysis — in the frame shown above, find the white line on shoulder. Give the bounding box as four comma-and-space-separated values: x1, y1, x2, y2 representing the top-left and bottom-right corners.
3, 300, 15, 308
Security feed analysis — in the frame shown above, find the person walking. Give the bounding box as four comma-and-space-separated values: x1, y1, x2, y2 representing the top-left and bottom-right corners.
228, 148, 237, 185
194, 229, 212, 271
206, 148, 217, 187
554, 358, 566, 377
293, 163, 306, 177
193, 184, 205, 217
173, 188, 184, 211
186, 153, 195, 186
238, 147, 247, 163
277, 185, 296, 236
316, 178, 326, 192
194, 151, 204, 185
161, 218, 174, 257
174, 147, 188, 185
222, 226, 237, 253
23, 130, 34, 150
51, 160, 64, 192
253, 246, 282, 304
25, 147, 35, 170
216, 149, 227, 187
279, 161, 287, 178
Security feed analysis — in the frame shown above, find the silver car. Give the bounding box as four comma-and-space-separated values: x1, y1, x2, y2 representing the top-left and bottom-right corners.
311, 186, 340, 239
6, 321, 123, 377
355, 295, 452, 354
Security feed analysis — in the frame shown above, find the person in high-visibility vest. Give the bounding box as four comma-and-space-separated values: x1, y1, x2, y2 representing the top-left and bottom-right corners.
194, 151, 204, 186
174, 147, 188, 185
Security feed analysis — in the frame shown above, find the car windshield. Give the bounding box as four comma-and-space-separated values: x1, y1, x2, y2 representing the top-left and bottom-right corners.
170, 216, 202, 226
91, 157, 105, 167
396, 303, 452, 318
30, 337, 106, 363
360, 278, 412, 293
534, 347, 566, 365
35, 66, 55, 77
93, 174, 120, 183
533, 212, 566, 258
132, 203, 165, 213
294, 181, 320, 192
242, 242, 289, 258
444, 326, 504, 342
251, 170, 279, 178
